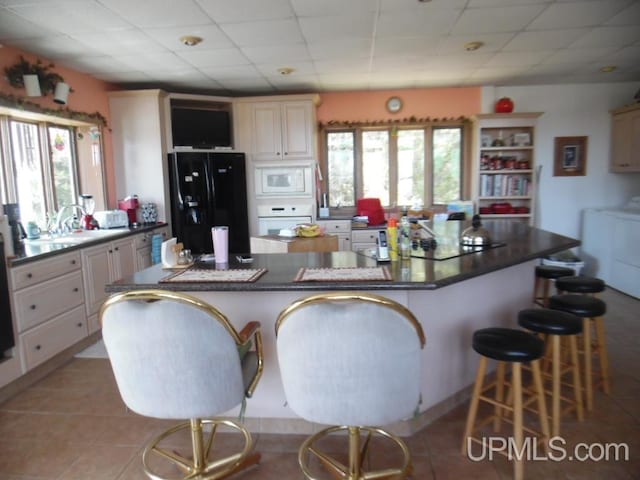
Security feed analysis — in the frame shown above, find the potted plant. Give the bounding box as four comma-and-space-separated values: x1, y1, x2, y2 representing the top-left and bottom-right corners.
4, 56, 66, 97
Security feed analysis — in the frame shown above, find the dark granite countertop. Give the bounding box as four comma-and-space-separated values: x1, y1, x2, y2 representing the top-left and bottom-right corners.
9, 223, 168, 267
107, 220, 579, 293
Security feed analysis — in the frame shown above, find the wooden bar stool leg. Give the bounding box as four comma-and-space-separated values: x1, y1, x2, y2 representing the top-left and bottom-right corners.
531, 360, 550, 453
569, 335, 584, 422
551, 335, 561, 437
512, 363, 524, 480
594, 317, 611, 395
542, 279, 550, 307
462, 357, 488, 456
582, 318, 593, 411
494, 362, 506, 432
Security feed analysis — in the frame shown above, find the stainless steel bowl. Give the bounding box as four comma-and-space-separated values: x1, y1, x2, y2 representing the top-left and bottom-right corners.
460, 215, 492, 246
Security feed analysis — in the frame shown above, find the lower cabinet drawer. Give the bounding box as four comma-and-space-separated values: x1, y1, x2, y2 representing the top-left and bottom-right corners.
13, 271, 84, 333
351, 230, 379, 243
21, 305, 88, 371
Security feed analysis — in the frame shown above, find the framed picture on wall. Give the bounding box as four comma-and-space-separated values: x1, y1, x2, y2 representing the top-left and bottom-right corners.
554, 136, 588, 176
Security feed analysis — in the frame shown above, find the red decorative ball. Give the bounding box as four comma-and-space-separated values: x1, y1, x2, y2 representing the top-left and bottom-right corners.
495, 97, 514, 113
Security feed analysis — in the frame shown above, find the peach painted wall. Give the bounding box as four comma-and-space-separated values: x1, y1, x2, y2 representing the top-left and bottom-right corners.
0, 45, 118, 207
317, 87, 482, 123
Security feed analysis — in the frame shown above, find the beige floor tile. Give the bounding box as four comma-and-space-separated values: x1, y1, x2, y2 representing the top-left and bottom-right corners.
57, 445, 139, 480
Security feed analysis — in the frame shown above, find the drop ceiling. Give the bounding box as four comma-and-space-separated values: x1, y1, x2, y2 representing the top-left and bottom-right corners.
1, 0, 639, 96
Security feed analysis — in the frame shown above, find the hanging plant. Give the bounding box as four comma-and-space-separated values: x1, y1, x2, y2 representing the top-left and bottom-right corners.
4, 56, 66, 95
54, 133, 65, 151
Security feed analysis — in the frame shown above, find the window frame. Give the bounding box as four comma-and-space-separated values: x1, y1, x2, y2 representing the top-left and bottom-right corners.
320, 120, 472, 214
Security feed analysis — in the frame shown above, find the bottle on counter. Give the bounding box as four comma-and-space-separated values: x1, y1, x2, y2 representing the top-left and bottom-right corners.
399, 209, 411, 260
387, 218, 398, 261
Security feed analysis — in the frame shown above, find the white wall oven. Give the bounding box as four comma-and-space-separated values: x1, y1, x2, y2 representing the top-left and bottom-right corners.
254, 165, 313, 198
257, 204, 313, 235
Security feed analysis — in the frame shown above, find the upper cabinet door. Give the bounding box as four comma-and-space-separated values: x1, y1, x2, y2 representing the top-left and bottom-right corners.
281, 101, 314, 160
252, 102, 282, 160
610, 104, 640, 173
251, 100, 314, 161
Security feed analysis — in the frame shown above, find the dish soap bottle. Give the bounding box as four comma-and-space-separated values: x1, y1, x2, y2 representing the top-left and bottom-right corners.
399, 208, 411, 260
387, 218, 398, 261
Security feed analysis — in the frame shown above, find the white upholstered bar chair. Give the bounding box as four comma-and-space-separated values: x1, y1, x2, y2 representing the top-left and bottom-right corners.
275, 292, 426, 480
99, 290, 264, 480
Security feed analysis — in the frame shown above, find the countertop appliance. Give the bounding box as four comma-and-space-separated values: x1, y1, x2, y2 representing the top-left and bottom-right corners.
0, 233, 15, 356
94, 209, 129, 229
257, 204, 313, 236
168, 151, 249, 254
2, 203, 26, 252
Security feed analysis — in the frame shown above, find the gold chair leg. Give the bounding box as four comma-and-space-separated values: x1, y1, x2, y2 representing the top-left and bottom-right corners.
142, 418, 256, 480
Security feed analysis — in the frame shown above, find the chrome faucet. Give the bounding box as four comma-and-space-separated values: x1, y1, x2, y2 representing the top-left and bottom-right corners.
55, 204, 86, 233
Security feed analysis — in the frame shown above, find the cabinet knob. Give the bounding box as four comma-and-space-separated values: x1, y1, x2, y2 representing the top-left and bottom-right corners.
276, 152, 281, 156
73, 287, 79, 292
108, 249, 113, 253
284, 152, 288, 155
30, 304, 36, 310
77, 322, 83, 328
114, 247, 119, 251
27, 273, 33, 278
71, 260, 76, 265
35, 345, 41, 350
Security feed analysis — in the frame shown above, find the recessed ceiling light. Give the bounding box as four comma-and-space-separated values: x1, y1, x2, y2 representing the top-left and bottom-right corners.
277, 67, 295, 75
464, 41, 484, 52
600, 65, 617, 73
179, 35, 203, 47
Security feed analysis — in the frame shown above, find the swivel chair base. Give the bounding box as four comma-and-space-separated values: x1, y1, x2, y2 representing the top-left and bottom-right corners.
299, 425, 412, 480
142, 418, 260, 480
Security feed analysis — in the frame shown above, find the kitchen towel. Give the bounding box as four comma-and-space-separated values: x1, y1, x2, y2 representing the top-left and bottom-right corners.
151, 234, 163, 264
161, 268, 267, 283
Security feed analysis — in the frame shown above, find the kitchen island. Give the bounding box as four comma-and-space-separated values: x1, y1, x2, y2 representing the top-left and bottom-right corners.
106, 220, 579, 435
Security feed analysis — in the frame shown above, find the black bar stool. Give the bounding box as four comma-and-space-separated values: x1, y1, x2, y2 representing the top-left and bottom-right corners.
548, 294, 609, 411
462, 327, 550, 480
556, 275, 605, 295
533, 265, 575, 307
518, 308, 584, 437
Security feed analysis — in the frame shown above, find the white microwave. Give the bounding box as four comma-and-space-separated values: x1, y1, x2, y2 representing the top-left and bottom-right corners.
254, 165, 313, 197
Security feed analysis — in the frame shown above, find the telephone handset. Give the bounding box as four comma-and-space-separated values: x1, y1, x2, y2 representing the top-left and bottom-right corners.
376, 230, 390, 262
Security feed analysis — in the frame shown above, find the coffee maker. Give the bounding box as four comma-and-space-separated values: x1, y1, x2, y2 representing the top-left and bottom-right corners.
117, 195, 139, 226
2, 203, 26, 252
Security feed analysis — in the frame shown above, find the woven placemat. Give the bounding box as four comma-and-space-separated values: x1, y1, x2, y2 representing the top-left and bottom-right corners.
161, 268, 267, 283
294, 266, 391, 282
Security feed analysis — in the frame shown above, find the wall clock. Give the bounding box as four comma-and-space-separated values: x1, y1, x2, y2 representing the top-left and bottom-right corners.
386, 96, 403, 113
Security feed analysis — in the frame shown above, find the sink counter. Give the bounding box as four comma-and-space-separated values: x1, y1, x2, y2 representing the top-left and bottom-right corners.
9, 223, 169, 267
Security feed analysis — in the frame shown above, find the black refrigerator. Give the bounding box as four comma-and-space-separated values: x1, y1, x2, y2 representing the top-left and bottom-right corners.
168, 152, 249, 255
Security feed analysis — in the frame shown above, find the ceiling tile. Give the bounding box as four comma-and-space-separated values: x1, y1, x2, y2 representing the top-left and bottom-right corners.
0, 8, 58, 39
485, 50, 554, 67
436, 33, 516, 54
313, 58, 372, 74
69, 30, 168, 56
527, 0, 632, 30
374, 36, 441, 57
299, 13, 376, 41
376, 9, 460, 37
502, 29, 589, 52
8, 0, 130, 33
255, 61, 316, 77
98, 0, 211, 28
220, 18, 303, 47
241, 43, 311, 64
569, 26, 640, 49
63, 55, 136, 74
291, 0, 377, 17
178, 47, 249, 68
380, 0, 468, 11
200, 64, 263, 80
112, 52, 194, 71
8, 35, 100, 59
307, 39, 372, 61
452, 5, 547, 35
198, 0, 294, 23
605, 0, 640, 26
543, 46, 618, 64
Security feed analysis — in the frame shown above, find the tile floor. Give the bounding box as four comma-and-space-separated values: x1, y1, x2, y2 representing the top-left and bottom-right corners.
0, 288, 638, 479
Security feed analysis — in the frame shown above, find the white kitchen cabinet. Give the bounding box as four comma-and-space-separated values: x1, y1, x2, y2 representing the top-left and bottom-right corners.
134, 226, 171, 270
82, 237, 136, 318
9, 251, 88, 372
250, 101, 315, 161
351, 229, 379, 252
317, 220, 351, 251
610, 103, 640, 172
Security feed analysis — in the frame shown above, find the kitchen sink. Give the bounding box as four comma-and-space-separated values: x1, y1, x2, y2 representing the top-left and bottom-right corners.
24, 228, 130, 245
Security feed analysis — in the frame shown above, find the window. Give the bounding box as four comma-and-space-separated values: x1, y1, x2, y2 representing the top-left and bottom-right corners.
2, 117, 81, 229
323, 123, 466, 210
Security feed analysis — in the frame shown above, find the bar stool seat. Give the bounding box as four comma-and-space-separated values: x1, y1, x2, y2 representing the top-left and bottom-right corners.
463, 327, 549, 480
556, 276, 605, 294
549, 294, 609, 411
534, 265, 575, 307
518, 309, 584, 436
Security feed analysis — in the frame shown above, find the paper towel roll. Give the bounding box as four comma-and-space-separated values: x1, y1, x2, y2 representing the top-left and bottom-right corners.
161, 237, 177, 268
